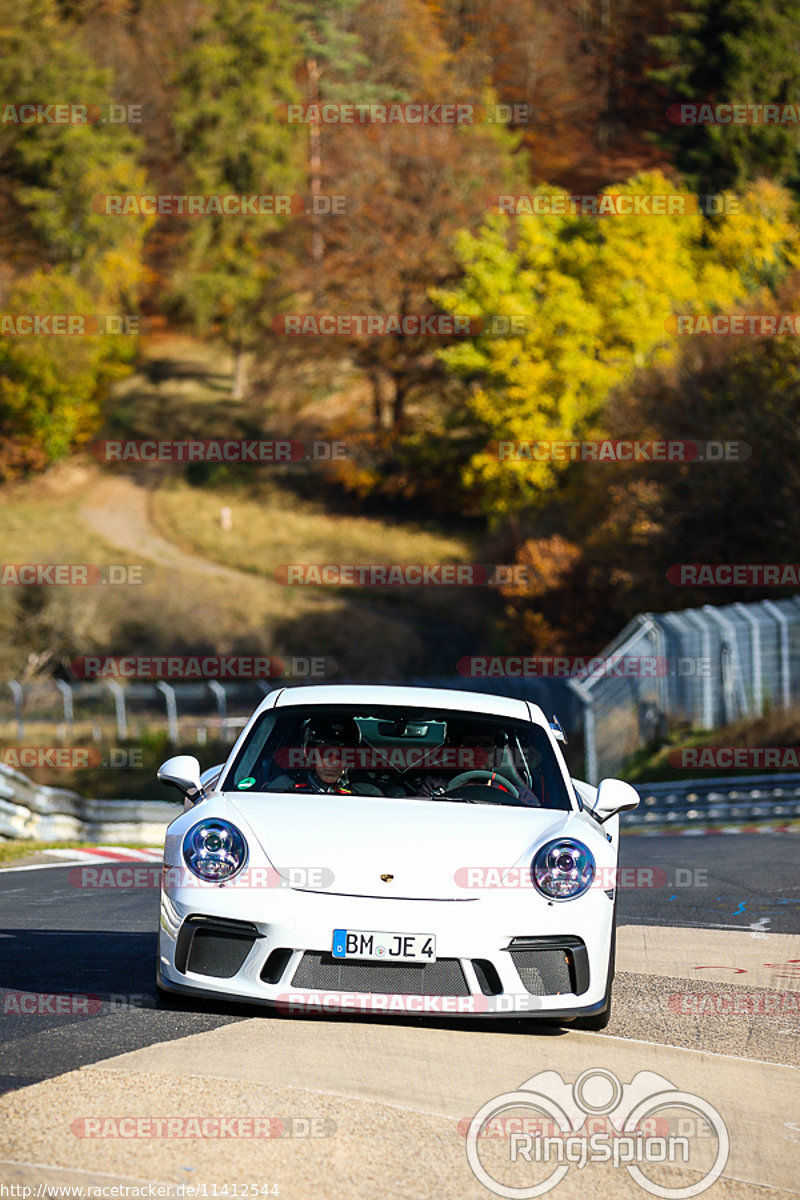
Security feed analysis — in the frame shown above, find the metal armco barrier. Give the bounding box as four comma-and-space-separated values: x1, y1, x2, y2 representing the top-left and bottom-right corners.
621, 773, 800, 829
3, 758, 799, 843
0, 763, 178, 843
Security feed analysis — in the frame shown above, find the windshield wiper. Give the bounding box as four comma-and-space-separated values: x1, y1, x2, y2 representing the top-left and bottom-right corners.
425, 788, 479, 804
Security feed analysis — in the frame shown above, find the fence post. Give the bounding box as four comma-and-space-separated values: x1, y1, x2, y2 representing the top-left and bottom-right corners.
702, 605, 747, 723
733, 602, 763, 716
8, 680, 24, 740
568, 678, 595, 783
762, 600, 791, 709
684, 610, 715, 728
55, 679, 74, 741
157, 681, 179, 744
106, 680, 128, 740
208, 680, 227, 720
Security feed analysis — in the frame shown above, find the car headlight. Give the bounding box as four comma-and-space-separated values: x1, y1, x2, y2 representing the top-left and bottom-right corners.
182, 819, 247, 882
532, 838, 594, 900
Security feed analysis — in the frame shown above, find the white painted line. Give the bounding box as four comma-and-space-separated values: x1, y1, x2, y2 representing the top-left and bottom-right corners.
597, 1030, 800, 1071
0, 1159, 163, 1184
0, 861, 87, 873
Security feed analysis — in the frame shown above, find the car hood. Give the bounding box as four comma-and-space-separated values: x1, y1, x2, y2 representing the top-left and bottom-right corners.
225, 791, 578, 900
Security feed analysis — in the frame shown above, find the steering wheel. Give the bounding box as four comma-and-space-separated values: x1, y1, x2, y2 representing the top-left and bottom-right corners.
444, 769, 520, 798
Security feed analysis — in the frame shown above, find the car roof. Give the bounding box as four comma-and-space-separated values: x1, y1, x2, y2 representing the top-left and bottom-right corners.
266, 683, 547, 726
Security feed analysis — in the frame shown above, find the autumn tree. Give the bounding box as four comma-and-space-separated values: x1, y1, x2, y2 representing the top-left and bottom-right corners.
433, 172, 800, 519
170, 0, 306, 398
651, 0, 800, 194
266, 0, 523, 505
0, 0, 151, 476
427, 0, 679, 191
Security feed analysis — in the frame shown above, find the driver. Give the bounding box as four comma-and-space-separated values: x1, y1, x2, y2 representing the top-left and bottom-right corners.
270, 716, 380, 795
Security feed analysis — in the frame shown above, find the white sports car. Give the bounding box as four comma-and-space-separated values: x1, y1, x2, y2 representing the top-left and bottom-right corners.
156, 684, 638, 1029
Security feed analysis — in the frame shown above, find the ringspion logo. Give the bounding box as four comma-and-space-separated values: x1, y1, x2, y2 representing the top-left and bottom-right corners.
465, 1068, 729, 1197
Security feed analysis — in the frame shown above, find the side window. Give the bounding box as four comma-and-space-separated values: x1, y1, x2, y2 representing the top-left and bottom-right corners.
227, 713, 278, 788
529, 727, 571, 811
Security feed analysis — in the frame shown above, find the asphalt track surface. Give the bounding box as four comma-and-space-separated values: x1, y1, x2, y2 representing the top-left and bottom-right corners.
1, 834, 799, 1198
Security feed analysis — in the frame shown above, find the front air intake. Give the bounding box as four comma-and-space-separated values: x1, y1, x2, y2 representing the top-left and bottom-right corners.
507, 936, 589, 996
291, 953, 469, 996
175, 916, 259, 979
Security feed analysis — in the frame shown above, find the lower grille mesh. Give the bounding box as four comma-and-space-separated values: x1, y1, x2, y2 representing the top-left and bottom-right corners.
510, 949, 573, 995
291, 953, 469, 996
186, 928, 256, 978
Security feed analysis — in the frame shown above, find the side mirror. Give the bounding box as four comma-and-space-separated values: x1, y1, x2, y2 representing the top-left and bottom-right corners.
592, 778, 640, 823
157, 755, 204, 801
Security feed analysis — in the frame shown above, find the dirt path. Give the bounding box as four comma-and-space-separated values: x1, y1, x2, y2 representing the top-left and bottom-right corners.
78, 474, 251, 584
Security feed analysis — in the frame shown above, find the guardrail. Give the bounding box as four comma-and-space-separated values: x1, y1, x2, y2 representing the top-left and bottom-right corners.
0, 764, 178, 843
3, 762, 799, 844
622, 773, 800, 830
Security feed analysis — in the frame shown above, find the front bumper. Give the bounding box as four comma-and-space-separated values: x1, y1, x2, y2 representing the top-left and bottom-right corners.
158, 880, 615, 1020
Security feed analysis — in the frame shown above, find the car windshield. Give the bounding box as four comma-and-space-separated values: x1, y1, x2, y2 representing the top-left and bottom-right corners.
222, 704, 572, 810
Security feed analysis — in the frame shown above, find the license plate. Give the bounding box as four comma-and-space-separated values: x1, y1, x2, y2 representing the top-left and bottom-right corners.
332, 929, 436, 962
